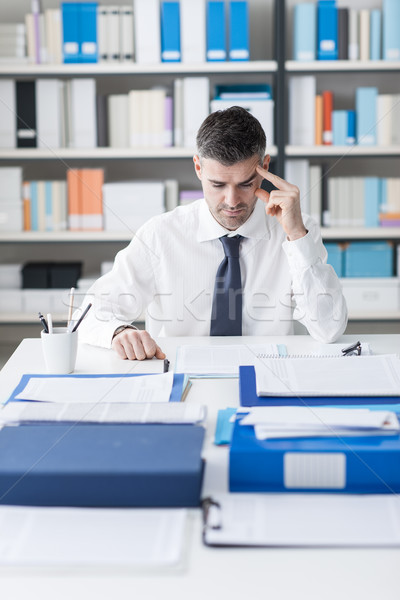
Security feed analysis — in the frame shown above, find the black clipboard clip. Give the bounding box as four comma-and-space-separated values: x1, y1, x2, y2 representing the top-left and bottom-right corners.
341, 341, 362, 357
201, 497, 222, 544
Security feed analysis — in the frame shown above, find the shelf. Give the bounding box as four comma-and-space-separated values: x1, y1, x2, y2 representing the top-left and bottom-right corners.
0, 313, 66, 324
286, 60, 400, 72
0, 231, 133, 242
0, 60, 277, 76
321, 228, 400, 240
0, 146, 278, 160
347, 311, 400, 321
285, 145, 400, 157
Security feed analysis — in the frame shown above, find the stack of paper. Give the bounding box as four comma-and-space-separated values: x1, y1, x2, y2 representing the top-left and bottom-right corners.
239, 406, 400, 440
0, 401, 206, 426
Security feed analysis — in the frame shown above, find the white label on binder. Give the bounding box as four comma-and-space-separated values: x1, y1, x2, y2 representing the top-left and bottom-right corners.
82, 42, 97, 55
284, 452, 346, 489
63, 42, 79, 55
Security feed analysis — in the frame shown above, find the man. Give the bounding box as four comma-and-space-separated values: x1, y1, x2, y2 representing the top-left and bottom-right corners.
78, 107, 347, 360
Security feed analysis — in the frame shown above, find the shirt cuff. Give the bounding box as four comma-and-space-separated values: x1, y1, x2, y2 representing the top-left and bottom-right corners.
282, 230, 322, 271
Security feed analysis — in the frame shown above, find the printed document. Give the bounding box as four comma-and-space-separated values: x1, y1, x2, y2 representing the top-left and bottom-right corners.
176, 343, 285, 376
14, 372, 174, 404
0, 506, 187, 567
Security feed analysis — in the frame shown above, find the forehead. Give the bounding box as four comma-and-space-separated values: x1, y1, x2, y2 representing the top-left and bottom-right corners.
202, 155, 260, 182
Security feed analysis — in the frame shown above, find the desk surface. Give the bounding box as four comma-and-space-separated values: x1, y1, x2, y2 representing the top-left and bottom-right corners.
1, 334, 400, 600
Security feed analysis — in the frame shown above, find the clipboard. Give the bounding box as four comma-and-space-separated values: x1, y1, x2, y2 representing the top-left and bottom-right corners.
201, 493, 400, 548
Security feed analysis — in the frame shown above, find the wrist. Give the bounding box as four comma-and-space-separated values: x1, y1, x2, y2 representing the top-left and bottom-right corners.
112, 324, 137, 340
287, 228, 308, 242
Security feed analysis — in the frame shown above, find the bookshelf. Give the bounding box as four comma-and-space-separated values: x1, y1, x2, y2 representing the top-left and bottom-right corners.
1, 0, 400, 327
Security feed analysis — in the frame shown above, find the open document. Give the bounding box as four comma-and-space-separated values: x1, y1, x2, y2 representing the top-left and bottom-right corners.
255, 355, 400, 397
202, 493, 400, 547
176, 343, 286, 376
0, 506, 187, 567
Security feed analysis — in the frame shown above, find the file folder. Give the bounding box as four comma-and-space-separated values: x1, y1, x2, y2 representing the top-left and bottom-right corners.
317, 0, 338, 60
239, 366, 400, 407
229, 417, 400, 493
0, 424, 205, 507
62, 2, 80, 63
79, 2, 98, 63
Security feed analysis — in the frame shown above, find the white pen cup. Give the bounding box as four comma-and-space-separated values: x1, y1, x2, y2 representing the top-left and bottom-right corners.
41, 327, 78, 374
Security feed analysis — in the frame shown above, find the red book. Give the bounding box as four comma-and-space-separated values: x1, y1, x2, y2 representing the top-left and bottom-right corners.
322, 91, 333, 145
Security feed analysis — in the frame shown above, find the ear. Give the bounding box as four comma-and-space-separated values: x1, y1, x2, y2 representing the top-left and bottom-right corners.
262, 154, 271, 170
193, 155, 202, 181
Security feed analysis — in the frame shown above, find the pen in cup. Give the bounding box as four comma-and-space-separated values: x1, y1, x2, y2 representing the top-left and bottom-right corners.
47, 313, 53, 334
38, 312, 48, 333
70, 302, 92, 333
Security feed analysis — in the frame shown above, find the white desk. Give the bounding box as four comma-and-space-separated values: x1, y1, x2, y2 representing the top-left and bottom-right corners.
1, 334, 400, 600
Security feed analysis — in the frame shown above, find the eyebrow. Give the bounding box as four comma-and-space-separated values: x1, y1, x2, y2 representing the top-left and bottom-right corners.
208, 172, 258, 185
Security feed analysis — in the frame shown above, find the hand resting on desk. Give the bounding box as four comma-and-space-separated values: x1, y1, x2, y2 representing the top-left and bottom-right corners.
112, 328, 166, 361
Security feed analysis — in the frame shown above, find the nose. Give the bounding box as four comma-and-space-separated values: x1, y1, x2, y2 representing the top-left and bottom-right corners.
224, 187, 241, 208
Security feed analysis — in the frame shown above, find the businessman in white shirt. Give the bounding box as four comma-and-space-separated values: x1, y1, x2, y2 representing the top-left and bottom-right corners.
79, 107, 347, 360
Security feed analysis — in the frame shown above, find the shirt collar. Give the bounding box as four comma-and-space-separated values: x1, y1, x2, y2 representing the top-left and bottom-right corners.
196, 198, 271, 242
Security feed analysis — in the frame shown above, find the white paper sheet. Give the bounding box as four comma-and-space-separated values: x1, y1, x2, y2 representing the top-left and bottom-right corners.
0, 506, 187, 566
204, 493, 400, 547
14, 372, 174, 404
0, 401, 207, 425
175, 344, 283, 376
255, 354, 400, 397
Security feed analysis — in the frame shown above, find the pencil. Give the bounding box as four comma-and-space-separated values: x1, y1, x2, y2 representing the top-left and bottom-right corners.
67, 287, 75, 326
71, 303, 92, 333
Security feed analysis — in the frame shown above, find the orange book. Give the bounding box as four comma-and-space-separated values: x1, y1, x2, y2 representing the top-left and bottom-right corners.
22, 181, 31, 231
315, 95, 323, 145
67, 169, 82, 230
80, 169, 104, 231
322, 91, 333, 145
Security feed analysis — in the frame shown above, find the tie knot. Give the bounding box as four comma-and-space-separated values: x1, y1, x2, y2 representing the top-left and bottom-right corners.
219, 235, 242, 258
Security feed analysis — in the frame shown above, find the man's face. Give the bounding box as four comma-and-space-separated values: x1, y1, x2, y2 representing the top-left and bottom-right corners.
193, 154, 270, 230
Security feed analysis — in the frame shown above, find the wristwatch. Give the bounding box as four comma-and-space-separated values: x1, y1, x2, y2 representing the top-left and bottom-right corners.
112, 324, 137, 339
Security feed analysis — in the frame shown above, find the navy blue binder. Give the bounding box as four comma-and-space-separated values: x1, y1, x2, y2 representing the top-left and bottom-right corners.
239, 366, 400, 407
0, 424, 205, 507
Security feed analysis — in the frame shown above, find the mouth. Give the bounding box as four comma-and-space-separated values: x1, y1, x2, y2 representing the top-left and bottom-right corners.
221, 208, 245, 217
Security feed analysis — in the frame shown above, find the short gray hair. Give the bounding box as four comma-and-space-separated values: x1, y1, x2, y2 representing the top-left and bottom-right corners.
196, 106, 266, 166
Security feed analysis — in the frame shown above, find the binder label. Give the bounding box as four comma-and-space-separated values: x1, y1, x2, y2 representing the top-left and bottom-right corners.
284, 452, 346, 489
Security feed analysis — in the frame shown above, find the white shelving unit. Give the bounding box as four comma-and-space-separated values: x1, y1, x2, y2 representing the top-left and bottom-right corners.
286, 60, 400, 72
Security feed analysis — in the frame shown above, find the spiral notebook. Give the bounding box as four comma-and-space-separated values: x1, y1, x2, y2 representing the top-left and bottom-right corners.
254, 354, 400, 397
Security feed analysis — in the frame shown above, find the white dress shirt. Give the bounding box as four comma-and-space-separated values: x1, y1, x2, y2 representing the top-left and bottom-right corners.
78, 198, 348, 348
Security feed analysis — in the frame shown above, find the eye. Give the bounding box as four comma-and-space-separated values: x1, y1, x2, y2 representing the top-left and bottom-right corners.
240, 182, 254, 188
212, 183, 224, 188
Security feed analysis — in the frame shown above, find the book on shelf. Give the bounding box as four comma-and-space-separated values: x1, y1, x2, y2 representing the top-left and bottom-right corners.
0, 80, 16, 149
359, 9, 370, 62
16, 81, 36, 148
102, 180, 166, 233
67, 168, 103, 231
66, 78, 97, 148
206, 0, 226, 62
293, 3, 316, 61
182, 77, 210, 148
228, 0, 249, 61
0, 167, 23, 233
348, 7, 359, 60
383, 0, 400, 61
356, 87, 377, 146
161, 1, 181, 63
317, 0, 338, 61
337, 7, 348, 60
133, 0, 161, 64
370, 9, 381, 61
180, 0, 206, 63
288, 76, 316, 146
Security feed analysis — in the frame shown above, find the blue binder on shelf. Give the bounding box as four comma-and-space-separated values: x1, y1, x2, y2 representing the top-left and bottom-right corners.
239, 366, 400, 408
161, 1, 181, 62
0, 423, 205, 507
79, 2, 98, 63
383, 0, 400, 61
228, 0, 249, 61
356, 87, 378, 146
317, 0, 338, 60
229, 417, 400, 493
62, 2, 80, 63
207, 0, 227, 62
